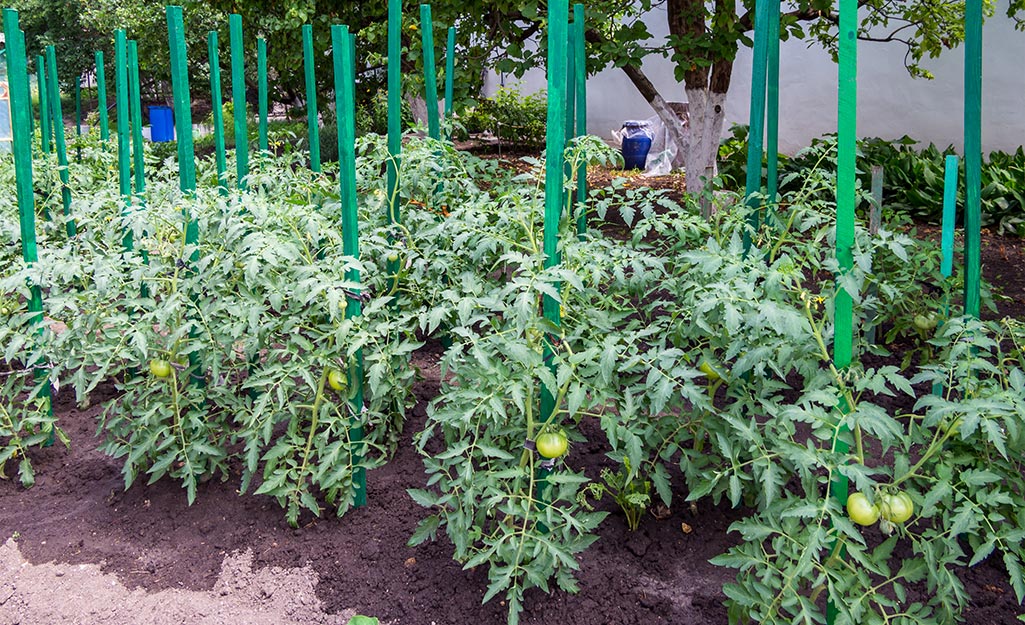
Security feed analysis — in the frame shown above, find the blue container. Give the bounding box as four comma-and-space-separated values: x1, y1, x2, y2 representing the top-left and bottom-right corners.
149, 105, 174, 142
621, 120, 652, 170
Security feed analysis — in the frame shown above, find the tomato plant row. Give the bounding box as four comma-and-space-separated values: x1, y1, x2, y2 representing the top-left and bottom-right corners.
1, 129, 1023, 625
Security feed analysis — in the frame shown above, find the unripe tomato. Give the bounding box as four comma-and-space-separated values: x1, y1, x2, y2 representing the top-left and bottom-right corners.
913, 312, 939, 331
535, 431, 568, 459
387, 252, 399, 263
149, 359, 172, 378
880, 492, 914, 524
328, 369, 347, 392
847, 492, 880, 526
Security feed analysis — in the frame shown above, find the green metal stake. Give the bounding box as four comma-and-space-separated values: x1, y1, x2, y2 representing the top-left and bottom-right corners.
74, 75, 82, 161
963, 0, 982, 319
230, 14, 249, 189
827, 0, 857, 621
573, 4, 587, 239
386, 0, 402, 227
332, 23, 368, 509
419, 5, 440, 140
564, 25, 575, 226
765, 0, 780, 204
37, 55, 51, 154
45, 45, 75, 238
115, 30, 133, 252
3, 9, 53, 442
128, 41, 145, 198
933, 155, 959, 397
538, 0, 569, 528
208, 31, 228, 193
167, 5, 204, 386
257, 37, 268, 153
95, 51, 109, 143
302, 24, 321, 172
444, 27, 455, 123
742, 0, 772, 252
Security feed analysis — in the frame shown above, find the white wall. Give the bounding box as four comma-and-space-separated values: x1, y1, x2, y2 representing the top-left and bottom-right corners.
485, 1, 1025, 153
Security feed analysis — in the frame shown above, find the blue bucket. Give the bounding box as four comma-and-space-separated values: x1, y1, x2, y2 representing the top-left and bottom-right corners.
149, 105, 174, 142
621, 121, 652, 170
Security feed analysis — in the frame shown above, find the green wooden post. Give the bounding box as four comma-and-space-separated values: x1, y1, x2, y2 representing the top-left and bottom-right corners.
3, 9, 53, 440
420, 4, 440, 140
827, 0, 857, 620
257, 37, 268, 153
95, 51, 109, 142
538, 0, 569, 517
208, 31, 228, 193
386, 0, 402, 227
74, 75, 82, 161
933, 154, 959, 397
302, 24, 321, 172
444, 27, 455, 122
128, 41, 146, 200
742, 0, 772, 251
45, 46, 75, 238
574, 4, 587, 238
37, 55, 50, 154
167, 5, 204, 386
563, 25, 575, 225
963, 0, 982, 319
332, 23, 367, 509
765, 0, 780, 204
115, 30, 133, 252
230, 14, 249, 189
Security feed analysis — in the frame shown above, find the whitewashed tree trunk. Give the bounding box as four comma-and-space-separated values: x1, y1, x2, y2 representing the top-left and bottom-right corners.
684, 87, 727, 198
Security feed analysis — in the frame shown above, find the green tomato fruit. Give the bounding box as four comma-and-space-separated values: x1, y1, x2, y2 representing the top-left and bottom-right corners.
913, 312, 939, 331
535, 431, 569, 459
880, 492, 914, 524
328, 369, 347, 392
847, 492, 880, 526
149, 359, 172, 378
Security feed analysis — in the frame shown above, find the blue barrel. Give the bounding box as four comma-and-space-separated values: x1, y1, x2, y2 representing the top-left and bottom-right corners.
149, 105, 174, 142
621, 120, 652, 170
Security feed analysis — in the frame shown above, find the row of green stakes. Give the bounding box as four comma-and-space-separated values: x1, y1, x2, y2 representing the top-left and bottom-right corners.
3, 9, 53, 442
163, 6, 371, 504
738, 0, 984, 622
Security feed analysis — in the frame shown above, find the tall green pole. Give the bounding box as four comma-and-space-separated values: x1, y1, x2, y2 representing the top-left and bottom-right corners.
386, 0, 402, 227
444, 27, 455, 122
115, 30, 133, 252
74, 75, 82, 161
95, 51, 109, 143
3, 10, 53, 440
45, 46, 75, 238
742, 0, 771, 251
128, 41, 146, 200
827, 0, 857, 620
230, 14, 249, 189
563, 25, 575, 224
167, 6, 204, 386
933, 154, 959, 397
419, 4, 440, 140
573, 4, 587, 238
208, 31, 228, 193
332, 23, 367, 509
302, 24, 321, 172
257, 37, 268, 153
963, 0, 982, 319
765, 0, 781, 204
36, 55, 50, 154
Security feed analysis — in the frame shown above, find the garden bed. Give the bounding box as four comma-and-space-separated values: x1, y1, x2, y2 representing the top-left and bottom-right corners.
2, 210, 1024, 624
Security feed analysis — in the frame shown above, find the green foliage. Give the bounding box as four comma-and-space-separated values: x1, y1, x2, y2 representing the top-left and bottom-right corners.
458, 85, 548, 148
721, 128, 1025, 236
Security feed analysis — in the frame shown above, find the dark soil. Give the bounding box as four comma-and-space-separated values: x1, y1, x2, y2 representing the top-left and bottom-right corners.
2, 171, 1024, 623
